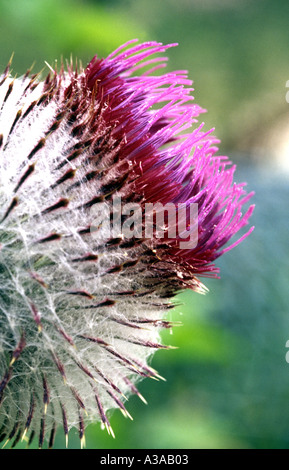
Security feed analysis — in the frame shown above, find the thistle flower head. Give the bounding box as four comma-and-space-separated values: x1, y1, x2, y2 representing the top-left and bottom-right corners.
0, 40, 254, 448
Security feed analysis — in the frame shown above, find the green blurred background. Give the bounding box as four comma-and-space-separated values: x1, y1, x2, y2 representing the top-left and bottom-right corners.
1, 0, 289, 449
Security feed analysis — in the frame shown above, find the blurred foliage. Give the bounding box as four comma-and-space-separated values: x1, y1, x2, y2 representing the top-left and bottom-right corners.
0, 0, 146, 74
1, 0, 289, 450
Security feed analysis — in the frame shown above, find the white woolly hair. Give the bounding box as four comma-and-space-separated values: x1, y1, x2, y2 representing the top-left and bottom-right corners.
0, 70, 176, 449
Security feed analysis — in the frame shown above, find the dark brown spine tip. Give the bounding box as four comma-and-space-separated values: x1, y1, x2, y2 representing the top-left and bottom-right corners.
71, 122, 87, 138
71, 253, 98, 263
41, 198, 69, 215
37, 91, 53, 107
67, 170, 100, 191
100, 173, 129, 197
95, 299, 116, 308
9, 108, 22, 136
14, 163, 35, 193
105, 265, 123, 275
77, 226, 92, 235
22, 100, 37, 119
123, 377, 148, 404
0, 134, 3, 149
122, 259, 139, 269
51, 350, 67, 383
120, 238, 145, 249
70, 387, 86, 413
106, 390, 132, 420
0, 196, 19, 223
78, 335, 109, 347
11, 429, 22, 448
0, 411, 21, 448
37, 233, 62, 244
29, 271, 48, 289
51, 168, 76, 189
54, 324, 75, 347
23, 62, 35, 80
28, 82, 39, 93
0, 369, 12, 395
23, 394, 35, 440
80, 195, 104, 210
74, 359, 95, 380
48, 422, 57, 449
101, 345, 137, 372
28, 138, 46, 160
78, 410, 86, 448
10, 331, 26, 366
94, 393, 114, 438
3, 80, 14, 104
110, 290, 136, 296
42, 375, 50, 414
45, 118, 63, 136
0, 53, 14, 86
66, 290, 94, 299
56, 148, 83, 170
23, 73, 39, 93
7, 415, 20, 442
38, 415, 45, 449
60, 402, 69, 447
28, 430, 35, 447
105, 237, 123, 247
126, 338, 172, 349
93, 367, 123, 396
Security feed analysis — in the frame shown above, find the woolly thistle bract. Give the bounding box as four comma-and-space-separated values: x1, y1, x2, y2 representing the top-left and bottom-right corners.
0, 41, 254, 448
